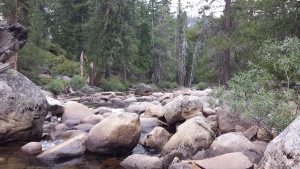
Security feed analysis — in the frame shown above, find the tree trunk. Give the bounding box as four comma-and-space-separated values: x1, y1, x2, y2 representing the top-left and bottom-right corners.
221, 0, 231, 89
79, 51, 84, 77
7, 0, 19, 71
188, 41, 199, 86
89, 62, 94, 86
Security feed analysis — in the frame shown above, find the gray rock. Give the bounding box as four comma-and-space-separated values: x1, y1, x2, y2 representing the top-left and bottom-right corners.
21, 142, 42, 154
62, 101, 94, 123
205, 132, 262, 164
135, 83, 153, 96
158, 96, 204, 124
258, 116, 300, 168
0, 70, 48, 143
87, 113, 141, 155
120, 154, 162, 169
160, 116, 216, 158
140, 127, 171, 151
195, 152, 254, 169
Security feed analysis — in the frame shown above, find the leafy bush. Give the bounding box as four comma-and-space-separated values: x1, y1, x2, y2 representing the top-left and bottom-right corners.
196, 82, 209, 90
225, 62, 298, 132
46, 79, 65, 95
255, 37, 300, 87
80, 84, 94, 93
100, 77, 127, 91
162, 81, 179, 89
49, 55, 78, 77
70, 75, 87, 91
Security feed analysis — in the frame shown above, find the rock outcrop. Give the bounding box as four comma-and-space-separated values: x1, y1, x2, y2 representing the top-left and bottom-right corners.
0, 70, 48, 143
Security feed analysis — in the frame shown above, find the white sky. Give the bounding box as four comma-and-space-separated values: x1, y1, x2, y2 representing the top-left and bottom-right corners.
171, 0, 225, 17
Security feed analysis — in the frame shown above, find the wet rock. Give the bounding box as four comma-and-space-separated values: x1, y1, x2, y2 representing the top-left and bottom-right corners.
49, 130, 87, 141
37, 133, 88, 161
87, 113, 141, 155
21, 142, 42, 154
0, 70, 48, 143
160, 116, 215, 158
140, 127, 171, 151
120, 154, 162, 169
158, 96, 204, 124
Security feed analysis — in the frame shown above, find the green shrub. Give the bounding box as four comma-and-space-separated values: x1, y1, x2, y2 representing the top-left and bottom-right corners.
100, 77, 127, 91
81, 84, 94, 93
162, 81, 179, 89
225, 63, 298, 132
70, 75, 87, 91
46, 80, 65, 95
196, 82, 209, 90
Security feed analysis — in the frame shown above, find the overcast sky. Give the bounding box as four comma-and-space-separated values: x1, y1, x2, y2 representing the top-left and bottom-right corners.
171, 0, 225, 17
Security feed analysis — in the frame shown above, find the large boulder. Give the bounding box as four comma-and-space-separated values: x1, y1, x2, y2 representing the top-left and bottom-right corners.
87, 113, 141, 155
139, 126, 171, 151
37, 133, 88, 161
135, 83, 153, 96
21, 142, 42, 154
204, 132, 262, 164
160, 116, 216, 158
0, 70, 48, 143
158, 96, 204, 124
120, 154, 162, 169
62, 101, 94, 123
258, 116, 300, 168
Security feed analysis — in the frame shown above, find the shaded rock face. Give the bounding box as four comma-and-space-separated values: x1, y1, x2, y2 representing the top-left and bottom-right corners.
158, 96, 204, 124
160, 116, 216, 158
258, 116, 300, 168
0, 70, 48, 143
87, 113, 141, 155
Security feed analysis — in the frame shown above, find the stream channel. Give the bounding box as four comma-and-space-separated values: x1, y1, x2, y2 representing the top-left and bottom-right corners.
0, 108, 161, 169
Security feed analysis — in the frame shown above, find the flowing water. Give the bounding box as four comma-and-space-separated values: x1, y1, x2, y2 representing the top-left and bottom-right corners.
0, 108, 159, 169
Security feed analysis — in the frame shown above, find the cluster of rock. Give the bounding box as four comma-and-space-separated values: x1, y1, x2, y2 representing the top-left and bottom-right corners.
1, 72, 300, 169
